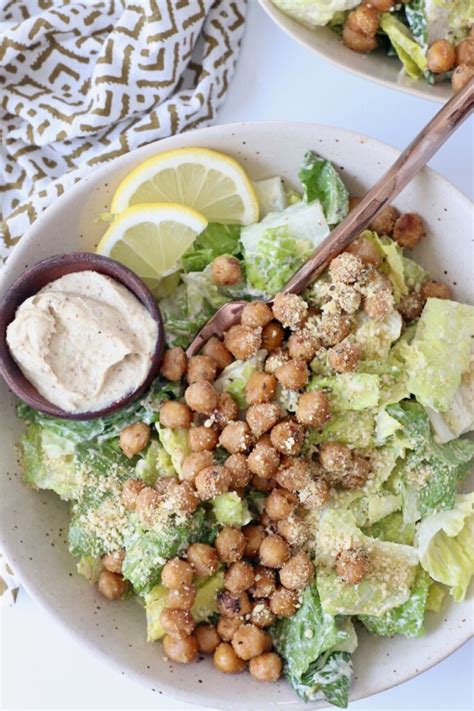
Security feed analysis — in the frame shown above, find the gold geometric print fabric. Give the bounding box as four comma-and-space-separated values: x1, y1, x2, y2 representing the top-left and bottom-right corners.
0, 0, 247, 263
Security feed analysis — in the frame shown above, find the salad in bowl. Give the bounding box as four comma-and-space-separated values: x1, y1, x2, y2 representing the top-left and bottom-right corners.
4, 137, 474, 708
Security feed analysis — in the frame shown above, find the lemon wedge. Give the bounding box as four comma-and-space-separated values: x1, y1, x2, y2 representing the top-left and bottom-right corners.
110, 147, 259, 225
96, 203, 208, 295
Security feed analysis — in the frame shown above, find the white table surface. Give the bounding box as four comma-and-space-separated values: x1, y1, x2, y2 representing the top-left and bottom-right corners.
1, 2, 473, 710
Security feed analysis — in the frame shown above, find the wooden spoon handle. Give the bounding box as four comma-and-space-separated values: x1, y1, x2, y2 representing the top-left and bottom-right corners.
283, 78, 474, 295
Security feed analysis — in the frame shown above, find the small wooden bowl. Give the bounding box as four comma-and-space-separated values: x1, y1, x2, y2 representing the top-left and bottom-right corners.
0, 252, 165, 420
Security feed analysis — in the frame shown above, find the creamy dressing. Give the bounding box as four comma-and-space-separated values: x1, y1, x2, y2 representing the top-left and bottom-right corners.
7, 271, 158, 413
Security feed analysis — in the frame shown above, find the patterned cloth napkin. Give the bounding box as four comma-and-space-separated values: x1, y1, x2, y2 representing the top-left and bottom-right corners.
0, 0, 247, 263
0, 0, 246, 600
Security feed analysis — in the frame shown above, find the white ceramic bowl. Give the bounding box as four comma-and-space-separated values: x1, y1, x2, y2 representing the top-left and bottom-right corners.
259, 0, 451, 104
0, 122, 472, 709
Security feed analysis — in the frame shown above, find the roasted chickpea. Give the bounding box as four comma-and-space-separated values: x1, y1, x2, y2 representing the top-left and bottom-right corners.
214, 392, 239, 429
249, 565, 276, 599
275, 359, 309, 391
135, 486, 161, 527
298, 477, 329, 509
163, 633, 198, 664
398, 291, 424, 321
160, 347, 187, 381
102, 550, 125, 575
219, 421, 253, 454
279, 552, 313, 590
182, 451, 214, 484
427, 39, 456, 73
231, 623, 268, 661
97, 570, 128, 600
195, 623, 220, 654
346, 236, 382, 266
160, 401, 193, 429
456, 37, 474, 66
287, 329, 320, 361
249, 652, 282, 682
119, 422, 151, 458
224, 324, 262, 360
121, 478, 146, 511
319, 442, 352, 472
264, 348, 290, 374
270, 419, 305, 456
368, 204, 399, 235
421, 280, 451, 300
274, 457, 309, 491
272, 293, 308, 330
187, 355, 218, 383
217, 615, 242, 641
259, 534, 290, 568
250, 600, 276, 629
363, 289, 394, 322
329, 252, 365, 284
241, 301, 274, 328
211, 255, 242, 286
243, 524, 266, 558
162, 557, 194, 589
262, 320, 285, 351
269, 587, 298, 617
217, 590, 252, 618
393, 212, 426, 249
167, 585, 196, 611
246, 403, 281, 439
247, 437, 280, 479
328, 341, 360, 373
264, 488, 297, 521
318, 312, 352, 347
335, 547, 370, 584
216, 527, 247, 563
213, 642, 246, 673
225, 561, 255, 594
185, 381, 218, 415
251, 474, 275, 493
186, 543, 219, 576
296, 390, 331, 427
174, 481, 200, 514
188, 425, 219, 452
347, 5, 379, 36
195, 465, 231, 501
202, 336, 233, 370
277, 515, 307, 547
342, 23, 377, 52
245, 372, 277, 405
222, 453, 249, 489
452, 63, 474, 92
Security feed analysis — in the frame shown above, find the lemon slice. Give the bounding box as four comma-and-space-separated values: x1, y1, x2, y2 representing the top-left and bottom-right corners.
110, 147, 259, 225
96, 203, 208, 294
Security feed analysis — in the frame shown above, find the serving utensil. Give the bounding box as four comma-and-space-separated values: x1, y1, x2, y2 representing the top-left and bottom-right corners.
187, 78, 474, 357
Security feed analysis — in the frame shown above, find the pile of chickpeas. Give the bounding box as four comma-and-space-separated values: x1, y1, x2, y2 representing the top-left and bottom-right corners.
342, 3, 474, 94
95, 202, 452, 684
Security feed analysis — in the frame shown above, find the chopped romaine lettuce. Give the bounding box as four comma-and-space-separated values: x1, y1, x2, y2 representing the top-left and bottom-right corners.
359, 567, 431, 638
214, 350, 266, 408
305, 410, 375, 449
426, 355, 474, 443
354, 311, 403, 360
401, 299, 474, 412
298, 151, 349, 225
363, 231, 408, 301
212, 492, 252, 527
76, 556, 103, 584
271, 582, 356, 707
182, 223, 241, 273
156, 424, 191, 478
272, 0, 359, 28
253, 177, 288, 216
146, 571, 224, 641
135, 440, 175, 485
20, 424, 80, 500
403, 254, 429, 290
315, 509, 419, 615
380, 14, 428, 79
387, 401, 474, 520
426, 581, 447, 612
309, 373, 380, 411
416, 493, 474, 602
364, 511, 416, 545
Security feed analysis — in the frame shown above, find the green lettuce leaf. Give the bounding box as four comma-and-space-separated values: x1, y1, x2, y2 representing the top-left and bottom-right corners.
306, 410, 375, 450
135, 439, 175, 485
272, 0, 359, 28
288, 651, 353, 708
253, 176, 288, 216
298, 151, 349, 225
20, 423, 80, 500
76, 556, 103, 584
362, 231, 408, 301
426, 356, 474, 443
156, 424, 191, 478
212, 492, 252, 527
182, 223, 241, 273
401, 299, 474, 412
403, 254, 429, 290
380, 14, 428, 78
353, 311, 403, 360
359, 567, 431, 638
214, 350, 266, 408
364, 511, 416, 545
416, 493, 474, 602
309, 373, 380, 411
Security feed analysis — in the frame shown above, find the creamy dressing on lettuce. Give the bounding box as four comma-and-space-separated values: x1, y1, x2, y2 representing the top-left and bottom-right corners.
7, 271, 157, 414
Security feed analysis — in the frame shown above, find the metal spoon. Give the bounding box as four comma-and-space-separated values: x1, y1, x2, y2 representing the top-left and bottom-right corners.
187, 79, 474, 357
